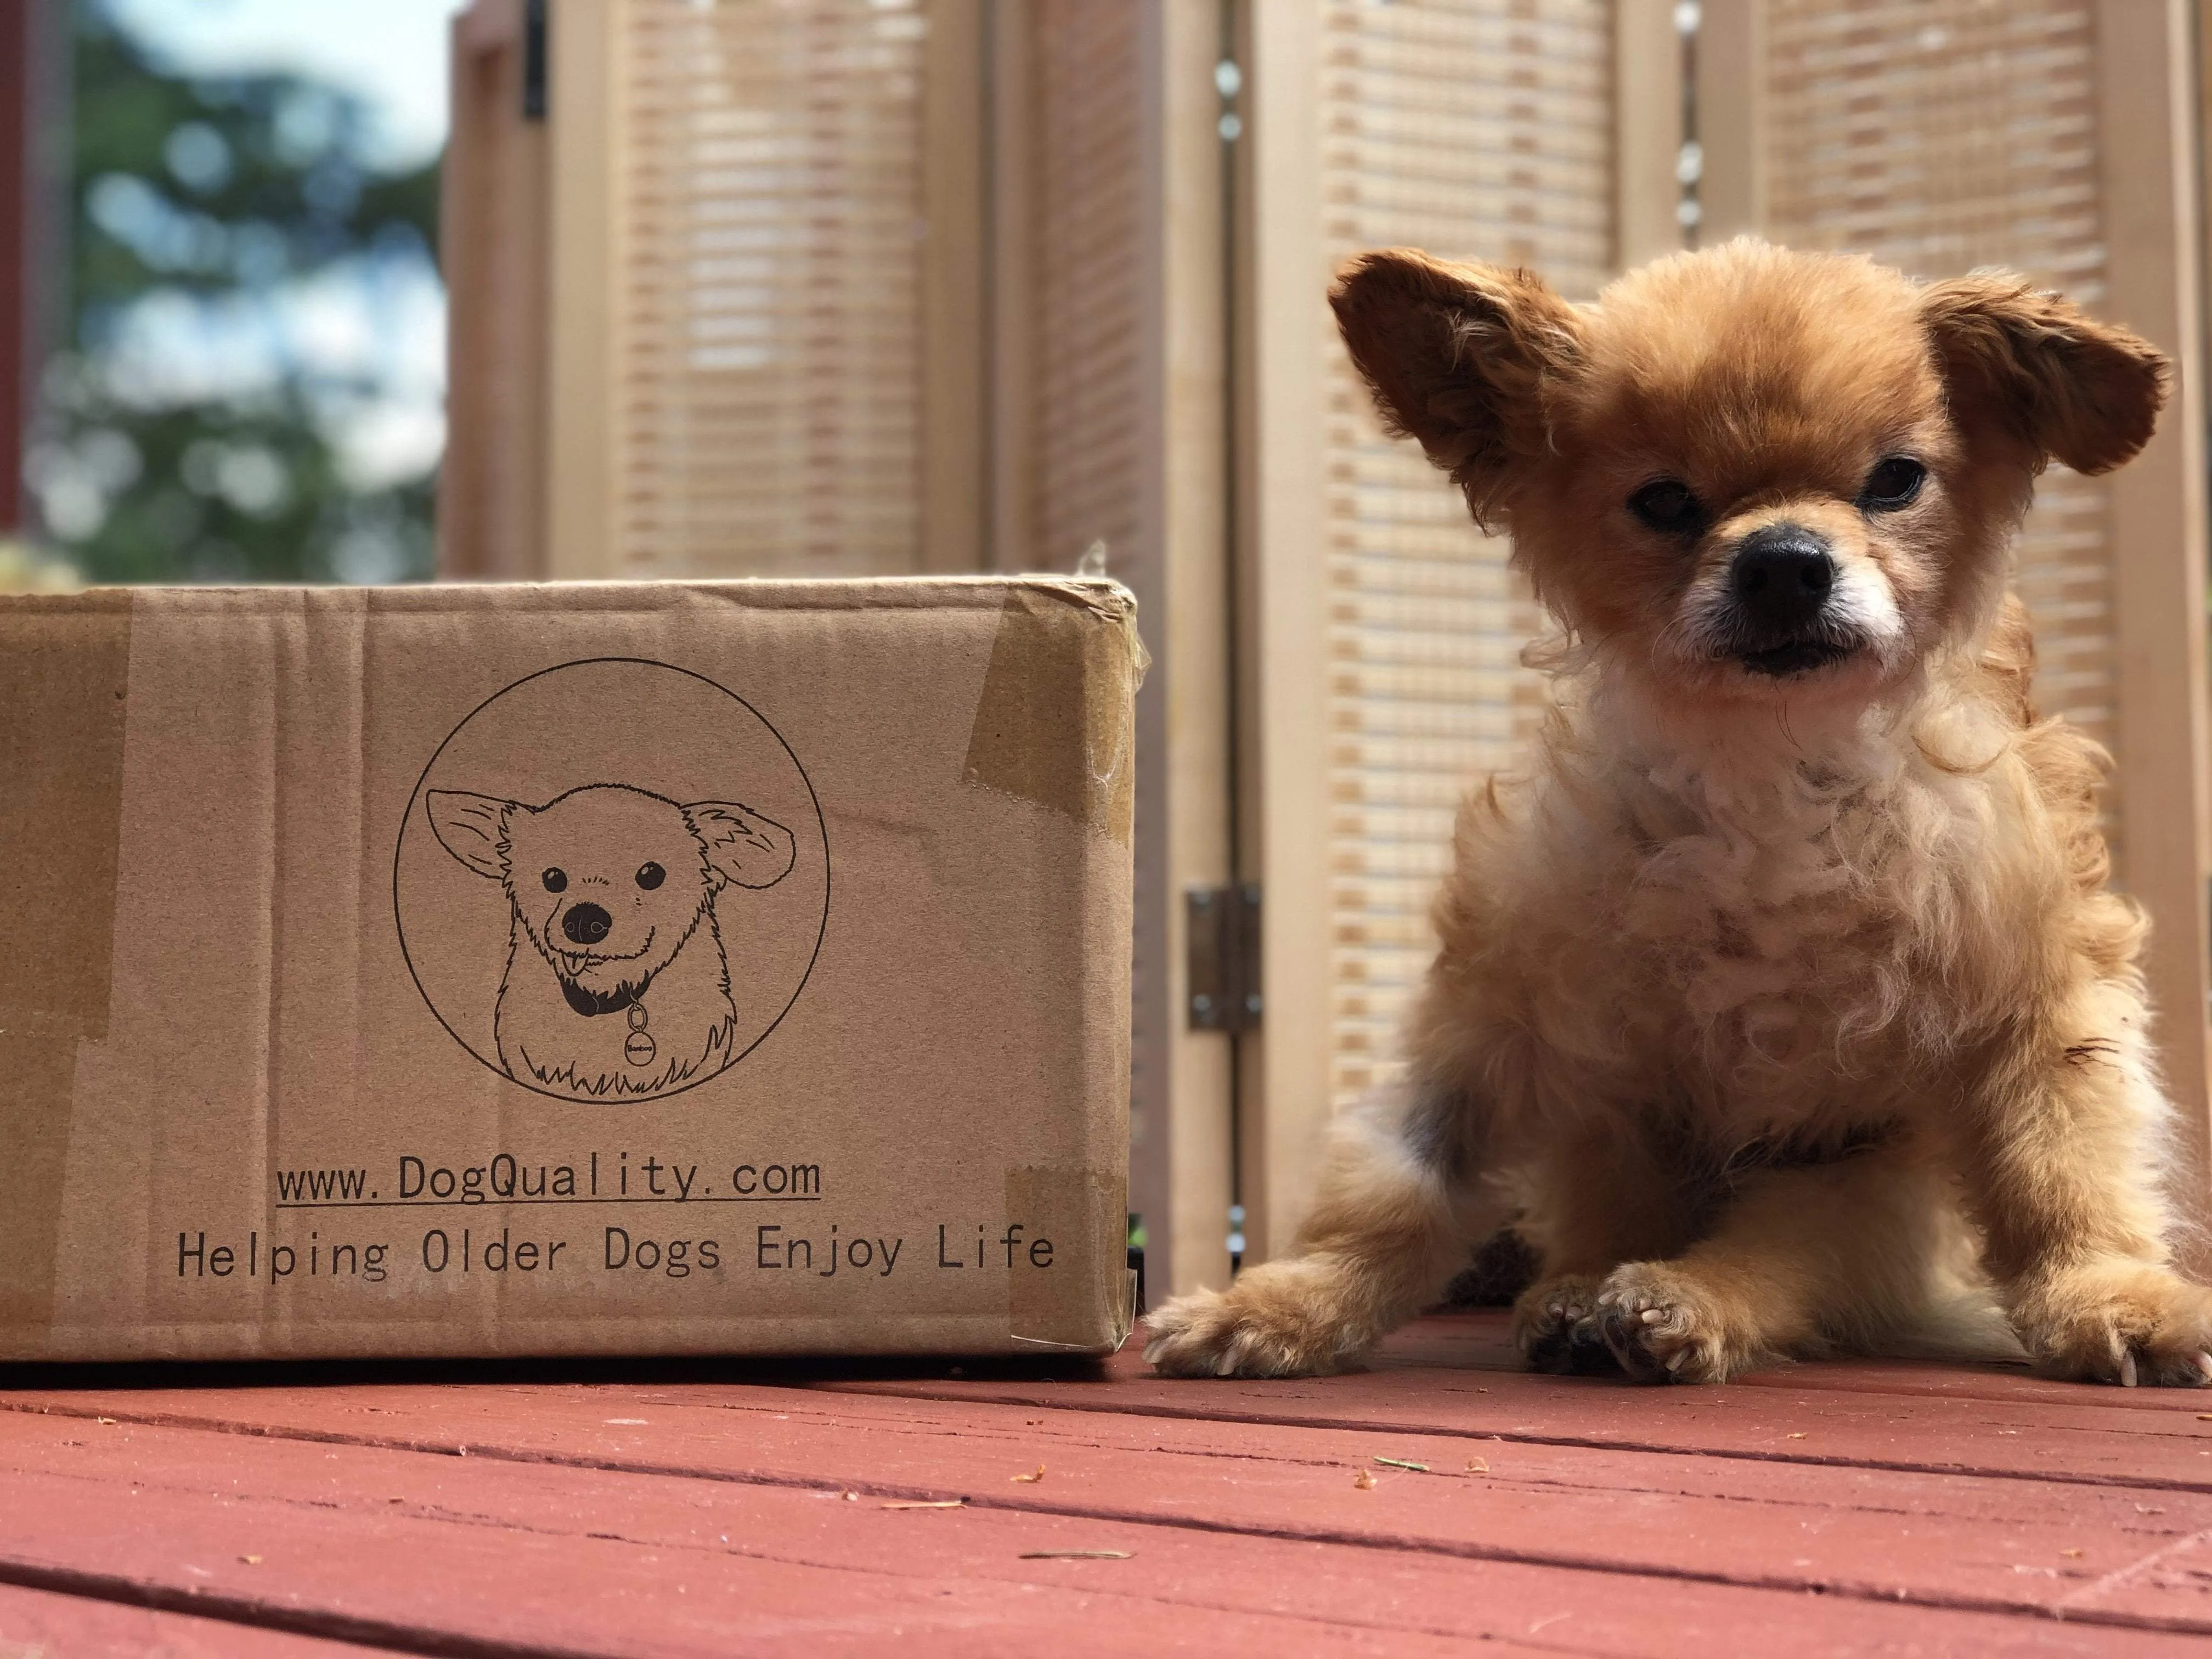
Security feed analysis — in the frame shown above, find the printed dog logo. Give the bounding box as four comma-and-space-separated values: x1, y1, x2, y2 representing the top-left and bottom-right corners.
426, 783, 796, 1099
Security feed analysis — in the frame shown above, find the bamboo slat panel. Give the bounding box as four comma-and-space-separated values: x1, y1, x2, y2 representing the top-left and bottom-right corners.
1022, 0, 1161, 1207
1027, 2, 1147, 582
1319, 0, 1613, 1110
1760, 1, 2119, 835
613, 0, 931, 577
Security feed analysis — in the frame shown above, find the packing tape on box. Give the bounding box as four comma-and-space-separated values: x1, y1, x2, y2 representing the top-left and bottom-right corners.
0, 592, 133, 1331
961, 585, 1144, 847
1006, 1165, 1133, 1351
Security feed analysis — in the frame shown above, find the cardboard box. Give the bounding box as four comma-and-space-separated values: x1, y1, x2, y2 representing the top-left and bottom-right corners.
0, 578, 1139, 1361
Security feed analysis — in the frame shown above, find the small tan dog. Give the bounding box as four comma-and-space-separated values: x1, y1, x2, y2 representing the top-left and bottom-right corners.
1146, 238, 2212, 1387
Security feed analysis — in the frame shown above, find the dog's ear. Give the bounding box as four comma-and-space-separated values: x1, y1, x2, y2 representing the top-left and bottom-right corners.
1918, 275, 2168, 475
1329, 247, 1583, 525
685, 802, 796, 890
426, 789, 515, 880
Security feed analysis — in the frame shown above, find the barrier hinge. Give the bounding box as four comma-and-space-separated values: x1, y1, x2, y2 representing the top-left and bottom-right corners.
522, 0, 549, 121
1187, 883, 1262, 1032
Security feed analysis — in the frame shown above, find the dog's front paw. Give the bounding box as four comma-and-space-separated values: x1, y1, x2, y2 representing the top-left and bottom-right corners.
1513, 1274, 1613, 1374
2012, 1260, 2212, 1387
1143, 1261, 1369, 1379
1595, 1261, 1768, 1384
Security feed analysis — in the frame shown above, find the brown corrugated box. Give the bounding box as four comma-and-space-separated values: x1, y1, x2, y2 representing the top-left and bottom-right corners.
0, 577, 1139, 1362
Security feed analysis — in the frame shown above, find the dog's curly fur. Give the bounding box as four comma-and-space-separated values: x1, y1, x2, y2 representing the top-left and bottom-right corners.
1146, 239, 2212, 1388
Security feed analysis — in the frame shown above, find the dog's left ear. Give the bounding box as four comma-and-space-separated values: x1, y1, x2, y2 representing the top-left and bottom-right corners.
1918, 275, 2168, 475
685, 802, 796, 890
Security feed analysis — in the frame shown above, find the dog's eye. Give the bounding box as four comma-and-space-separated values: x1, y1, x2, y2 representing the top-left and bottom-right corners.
1860, 456, 1926, 511
636, 862, 665, 890
1628, 478, 1704, 536
541, 867, 567, 893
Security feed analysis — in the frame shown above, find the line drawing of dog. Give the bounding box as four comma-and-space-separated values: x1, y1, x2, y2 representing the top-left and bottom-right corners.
427, 783, 796, 1100
1146, 237, 2212, 1387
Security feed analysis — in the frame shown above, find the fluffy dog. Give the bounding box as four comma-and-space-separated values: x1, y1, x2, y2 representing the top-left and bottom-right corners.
1147, 238, 2212, 1387
428, 783, 795, 1099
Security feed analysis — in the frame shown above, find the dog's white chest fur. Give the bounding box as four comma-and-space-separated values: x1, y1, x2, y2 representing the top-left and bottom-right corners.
1511, 699, 1988, 1143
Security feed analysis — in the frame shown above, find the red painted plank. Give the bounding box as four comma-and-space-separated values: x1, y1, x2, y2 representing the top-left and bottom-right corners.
1380, 1313, 2212, 1413
0, 1409, 2191, 1658
801, 1317, 2212, 1492
9, 1373, 2212, 1632
0, 1579, 387, 1657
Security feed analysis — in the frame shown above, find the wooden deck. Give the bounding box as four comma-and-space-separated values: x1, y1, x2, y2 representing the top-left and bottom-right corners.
1, 1312, 2209, 1656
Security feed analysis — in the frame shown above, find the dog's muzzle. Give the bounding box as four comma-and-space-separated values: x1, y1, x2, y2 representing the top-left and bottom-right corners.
1720, 524, 1858, 676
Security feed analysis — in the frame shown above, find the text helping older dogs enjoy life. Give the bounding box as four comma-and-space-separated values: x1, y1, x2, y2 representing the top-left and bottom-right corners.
165, 1145, 1065, 1292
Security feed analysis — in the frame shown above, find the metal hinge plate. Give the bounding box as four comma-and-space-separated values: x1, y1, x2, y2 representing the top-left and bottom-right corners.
522, 0, 549, 121
1187, 883, 1262, 1032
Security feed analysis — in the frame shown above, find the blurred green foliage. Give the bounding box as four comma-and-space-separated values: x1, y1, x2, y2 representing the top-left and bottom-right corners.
29, 2, 442, 583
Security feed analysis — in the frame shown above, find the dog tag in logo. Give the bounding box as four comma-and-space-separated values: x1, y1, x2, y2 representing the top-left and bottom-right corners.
625, 1002, 656, 1069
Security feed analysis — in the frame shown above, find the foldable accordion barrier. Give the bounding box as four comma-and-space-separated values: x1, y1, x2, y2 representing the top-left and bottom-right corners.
441, 0, 2212, 1299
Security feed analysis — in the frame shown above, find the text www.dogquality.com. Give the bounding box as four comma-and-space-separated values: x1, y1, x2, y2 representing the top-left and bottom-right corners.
273, 1150, 822, 1209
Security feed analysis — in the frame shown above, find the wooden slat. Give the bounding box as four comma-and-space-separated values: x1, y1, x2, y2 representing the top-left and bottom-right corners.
0, 1580, 380, 1657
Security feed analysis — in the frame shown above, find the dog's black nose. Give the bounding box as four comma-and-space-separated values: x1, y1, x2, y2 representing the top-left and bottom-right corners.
1730, 524, 1835, 630
562, 903, 612, 946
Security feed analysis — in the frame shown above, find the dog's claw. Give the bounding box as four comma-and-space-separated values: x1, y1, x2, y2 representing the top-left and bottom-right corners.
2196, 1352, 2212, 1385
2119, 1346, 2140, 1387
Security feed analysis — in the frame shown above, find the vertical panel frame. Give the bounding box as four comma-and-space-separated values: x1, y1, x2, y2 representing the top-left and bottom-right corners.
921, 0, 988, 573
440, 0, 552, 579
1695, 0, 1762, 244
1150, 0, 1237, 1299
1238, 0, 1333, 1266
1615, 0, 1685, 270
544, 0, 623, 579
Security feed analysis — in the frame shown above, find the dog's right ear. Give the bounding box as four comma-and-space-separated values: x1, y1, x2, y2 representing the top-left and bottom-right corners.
685, 802, 796, 890
1918, 274, 2168, 475
1330, 247, 1583, 526
426, 790, 515, 881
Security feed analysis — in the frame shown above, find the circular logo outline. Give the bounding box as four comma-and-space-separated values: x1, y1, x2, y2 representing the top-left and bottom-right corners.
392, 657, 830, 1102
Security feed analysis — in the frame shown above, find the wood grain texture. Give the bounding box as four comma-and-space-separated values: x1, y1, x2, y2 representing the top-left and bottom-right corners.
8, 1313, 2212, 1652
